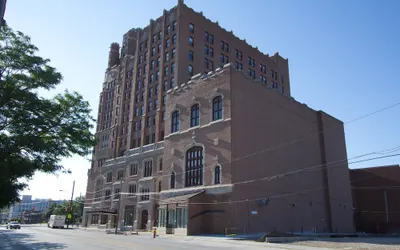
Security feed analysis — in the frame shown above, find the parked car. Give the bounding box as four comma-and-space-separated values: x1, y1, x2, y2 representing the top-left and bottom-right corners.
7, 221, 21, 229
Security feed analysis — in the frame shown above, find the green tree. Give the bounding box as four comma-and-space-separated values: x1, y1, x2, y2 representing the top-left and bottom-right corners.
0, 24, 95, 207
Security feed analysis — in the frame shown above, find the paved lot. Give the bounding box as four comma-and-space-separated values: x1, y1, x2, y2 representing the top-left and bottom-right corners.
0, 225, 326, 250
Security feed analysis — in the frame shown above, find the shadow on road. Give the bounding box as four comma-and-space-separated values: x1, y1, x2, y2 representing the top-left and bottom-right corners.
1, 230, 66, 249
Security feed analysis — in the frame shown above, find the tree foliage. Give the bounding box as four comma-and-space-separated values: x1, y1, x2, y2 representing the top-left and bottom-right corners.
42, 196, 85, 223
0, 24, 95, 207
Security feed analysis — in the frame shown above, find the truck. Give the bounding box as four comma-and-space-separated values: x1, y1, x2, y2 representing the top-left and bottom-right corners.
48, 215, 66, 229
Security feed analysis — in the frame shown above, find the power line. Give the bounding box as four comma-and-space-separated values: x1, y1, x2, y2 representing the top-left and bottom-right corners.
82, 151, 400, 203
83, 144, 400, 197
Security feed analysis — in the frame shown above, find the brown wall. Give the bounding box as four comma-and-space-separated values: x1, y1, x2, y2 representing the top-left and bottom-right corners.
230, 67, 354, 233
162, 68, 233, 191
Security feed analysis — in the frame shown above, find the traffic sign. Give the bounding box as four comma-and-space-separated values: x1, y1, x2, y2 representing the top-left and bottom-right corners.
67, 214, 72, 219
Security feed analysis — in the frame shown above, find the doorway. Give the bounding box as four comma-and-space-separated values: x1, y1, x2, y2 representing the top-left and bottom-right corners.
140, 210, 148, 230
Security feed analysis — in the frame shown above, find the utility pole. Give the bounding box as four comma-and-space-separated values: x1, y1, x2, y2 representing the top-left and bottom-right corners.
67, 180, 75, 229
384, 188, 389, 223
115, 178, 123, 234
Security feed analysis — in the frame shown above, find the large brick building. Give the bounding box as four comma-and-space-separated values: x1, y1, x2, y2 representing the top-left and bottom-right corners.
83, 0, 354, 235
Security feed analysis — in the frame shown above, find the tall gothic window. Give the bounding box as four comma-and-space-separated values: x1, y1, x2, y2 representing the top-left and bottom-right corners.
190, 104, 200, 127
212, 96, 223, 121
185, 146, 204, 187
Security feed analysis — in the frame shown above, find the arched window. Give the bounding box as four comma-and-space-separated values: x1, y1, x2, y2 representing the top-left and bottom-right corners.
212, 96, 223, 121
190, 104, 200, 127
170, 171, 176, 189
158, 181, 162, 192
214, 166, 221, 184
171, 110, 180, 133
185, 146, 204, 187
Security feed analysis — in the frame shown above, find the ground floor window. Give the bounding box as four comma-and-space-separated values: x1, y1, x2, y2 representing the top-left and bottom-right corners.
158, 208, 166, 227
176, 208, 188, 228
100, 214, 108, 224
91, 214, 99, 224
124, 206, 135, 226
158, 207, 188, 228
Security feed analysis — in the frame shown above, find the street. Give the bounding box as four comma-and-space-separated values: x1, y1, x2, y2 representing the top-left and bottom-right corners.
0, 225, 326, 250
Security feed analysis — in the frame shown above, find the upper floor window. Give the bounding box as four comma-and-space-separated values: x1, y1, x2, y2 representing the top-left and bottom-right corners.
166, 25, 171, 35
117, 170, 124, 180
188, 65, 193, 77
159, 158, 163, 171
189, 36, 194, 47
214, 166, 221, 184
170, 171, 176, 189
128, 184, 136, 196
171, 110, 180, 133
140, 188, 150, 201
212, 96, 223, 121
185, 146, 203, 187
209, 34, 214, 44
188, 50, 194, 61
173, 21, 177, 31
106, 172, 112, 183
130, 163, 138, 176
173, 34, 177, 44
205, 31, 209, 41
189, 23, 194, 33
143, 160, 153, 177
190, 104, 200, 127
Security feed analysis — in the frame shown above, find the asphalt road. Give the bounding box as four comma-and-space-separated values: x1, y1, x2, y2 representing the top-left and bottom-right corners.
0, 225, 325, 250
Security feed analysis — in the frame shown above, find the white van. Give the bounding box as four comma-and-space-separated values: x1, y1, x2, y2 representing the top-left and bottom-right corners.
48, 215, 66, 229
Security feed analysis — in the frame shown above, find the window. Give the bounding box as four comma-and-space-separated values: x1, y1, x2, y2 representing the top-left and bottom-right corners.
189, 23, 194, 33
204, 31, 209, 42
159, 158, 163, 171
188, 65, 193, 77
210, 60, 214, 70
163, 81, 168, 91
140, 105, 144, 114
165, 52, 169, 62
173, 34, 177, 44
189, 36, 194, 47
106, 172, 112, 183
188, 50, 194, 61
172, 48, 176, 58
157, 57, 161, 66
117, 170, 124, 180
171, 110, 180, 133
143, 160, 153, 177
147, 117, 151, 127
158, 44, 161, 53
155, 99, 159, 110
209, 47, 214, 57
155, 84, 159, 95
190, 104, 200, 127
167, 25, 171, 34
204, 58, 209, 69
148, 101, 152, 112
171, 63, 175, 73
128, 184, 137, 196
220, 53, 224, 64
173, 21, 177, 31
170, 78, 175, 88
209, 34, 214, 44
212, 96, 223, 121
105, 190, 111, 200
185, 146, 203, 187
130, 163, 138, 175
114, 188, 120, 200
204, 45, 209, 55
170, 171, 176, 189
166, 39, 170, 48
164, 66, 169, 76
272, 81, 278, 89
158, 31, 162, 40
140, 188, 150, 201
152, 35, 156, 43
151, 47, 156, 57
163, 95, 166, 106
214, 166, 221, 184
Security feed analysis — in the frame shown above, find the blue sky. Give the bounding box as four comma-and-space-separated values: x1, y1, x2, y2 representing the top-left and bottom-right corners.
5, 0, 400, 200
